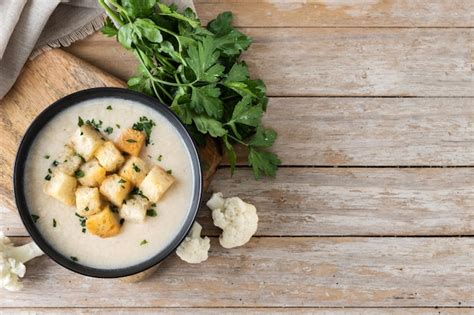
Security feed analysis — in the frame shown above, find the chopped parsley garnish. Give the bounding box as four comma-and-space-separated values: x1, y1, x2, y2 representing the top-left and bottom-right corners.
146, 209, 157, 217
53, 218, 57, 227
44, 174, 51, 181
44, 155, 50, 159
80, 131, 83, 136
126, 139, 137, 143
75, 213, 87, 228
120, 218, 125, 225
52, 160, 59, 166
132, 116, 156, 146
106, 105, 113, 110
166, 169, 172, 175
78, 116, 84, 127
118, 178, 127, 183
31, 214, 40, 223
82, 228, 86, 233
157, 155, 163, 161
130, 188, 149, 200
110, 206, 119, 213
151, 203, 156, 207
104, 126, 113, 135
88, 119, 103, 130
47, 168, 52, 174
132, 163, 141, 172
74, 170, 85, 178
84, 206, 89, 212
116, 124, 121, 129
70, 256, 78, 262
140, 239, 148, 246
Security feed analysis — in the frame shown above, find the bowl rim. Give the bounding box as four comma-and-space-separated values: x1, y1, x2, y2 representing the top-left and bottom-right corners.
13, 87, 203, 278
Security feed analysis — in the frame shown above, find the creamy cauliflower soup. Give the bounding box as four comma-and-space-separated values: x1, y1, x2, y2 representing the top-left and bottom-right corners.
24, 98, 195, 269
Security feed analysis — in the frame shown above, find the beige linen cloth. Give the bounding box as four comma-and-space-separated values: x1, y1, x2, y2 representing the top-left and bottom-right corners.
0, 0, 194, 100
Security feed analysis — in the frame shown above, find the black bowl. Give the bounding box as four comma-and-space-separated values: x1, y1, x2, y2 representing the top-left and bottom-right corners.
14, 87, 203, 278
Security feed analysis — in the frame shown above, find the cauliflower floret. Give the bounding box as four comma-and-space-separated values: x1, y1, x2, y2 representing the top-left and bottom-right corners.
208, 193, 258, 249
0, 232, 43, 291
176, 222, 210, 264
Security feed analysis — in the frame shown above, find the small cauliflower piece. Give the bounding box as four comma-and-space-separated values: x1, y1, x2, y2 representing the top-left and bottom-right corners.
86, 205, 120, 238
75, 186, 102, 217
55, 145, 83, 176
176, 222, 210, 264
77, 158, 106, 187
208, 193, 258, 249
70, 124, 104, 161
206, 192, 224, 211
115, 128, 145, 156
43, 171, 77, 206
99, 174, 132, 207
119, 195, 150, 223
139, 166, 175, 203
1, 232, 43, 291
118, 156, 148, 186
94, 141, 125, 172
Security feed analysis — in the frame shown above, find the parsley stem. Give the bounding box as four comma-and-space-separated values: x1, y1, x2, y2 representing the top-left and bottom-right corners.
228, 134, 248, 146
98, 0, 124, 26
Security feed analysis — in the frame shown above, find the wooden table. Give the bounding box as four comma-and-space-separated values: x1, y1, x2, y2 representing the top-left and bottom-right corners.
1, 0, 473, 313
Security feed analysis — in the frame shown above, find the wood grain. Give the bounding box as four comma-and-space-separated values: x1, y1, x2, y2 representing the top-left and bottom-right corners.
1, 308, 471, 314
3, 168, 473, 237
2, 237, 472, 308
64, 29, 473, 96
195, 0, 474, 27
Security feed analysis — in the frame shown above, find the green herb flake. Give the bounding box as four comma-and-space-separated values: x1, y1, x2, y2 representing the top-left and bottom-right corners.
44, 174, 51, 181
84, 206, 89, 212
106, 105, 113, 110
126, 139, 137, 143
116, 124, 121, 129
132, 163, 141, 172
157, 155, 162, 161
120, 218, 125, 225
140, 239, 148, 246
70, 256, 78, 262
151, 203, 156, 207
82, 228, 86, 233
52, 160, 59, 166
104, 126, 114, 135
132, 116, 155, 146
47, 168, 52, 174
31, 214, 40, 223
74, 170, 85, 178
44, 155, 50, 159
166, 169, 172, 175
146, 209, 157, 217
118, 178, 127, 183
111, 206, 119, 214
53, 218, 57, 227
78, 116, 84, 127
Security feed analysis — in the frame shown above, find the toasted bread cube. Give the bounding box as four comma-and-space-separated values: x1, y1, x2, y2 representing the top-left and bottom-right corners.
77, 159, 106, 187
86, 205, 120, 238
99, 174, 132, 206
118, 156, 149, 186
94, 141, 125, 172
119, 195, 150, 223
139, 166, 175, 203
115, 128, 145, 156
75, 186, 102, 217
56, 145, 83, 176
43, 171, 77, 206
70, 125, 104, 161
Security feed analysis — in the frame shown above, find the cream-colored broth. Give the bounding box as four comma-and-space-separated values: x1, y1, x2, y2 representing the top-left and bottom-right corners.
24, 98, 195, 269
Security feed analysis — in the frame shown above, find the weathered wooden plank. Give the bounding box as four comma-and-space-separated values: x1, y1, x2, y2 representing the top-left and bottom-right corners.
195, 0, 474, 27
3, 168, 473, 236
64, 29, 473, 96
2, 237, 472, 307
1, 307, 472, 314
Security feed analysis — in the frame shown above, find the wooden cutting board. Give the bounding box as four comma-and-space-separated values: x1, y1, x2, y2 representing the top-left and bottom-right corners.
0, 48, 221, 282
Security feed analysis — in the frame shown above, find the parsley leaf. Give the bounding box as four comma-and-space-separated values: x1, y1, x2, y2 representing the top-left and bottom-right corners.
248, 147, 281, 180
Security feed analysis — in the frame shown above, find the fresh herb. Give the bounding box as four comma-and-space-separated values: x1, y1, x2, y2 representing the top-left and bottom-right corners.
88, 119, 103, 130
78, 116, 84, 127
99, 2, 280, 179
31, 214, 40, 223
80, 131, 84, 136
44, 174, 51, 181
111, 205, 119, 213
151, 203, 156, 207
44, 155, 50, 159
84, 206, 89, 212
132, 163, 141, 172
146, 209, 157, 217
70, 256, 78, 262
140, 239, 148, 245
130, 187, 149, 200
52, 160, 59, 167
132, 116, 156, 145
120, 218, 125, 225
157, 155, 162, 161
64, 159, 68, 163
118, 178, 127, 183
166, 169, 172, 175
116, 124, 121, 129
74, 170, 85, 178
53, 218, 57, 227
107, 105, 113, 110
75, 213, 87, 228
126, 139, 137, 143
82, 228, 86, 233
104, 126, 114, 135
47, 168, 52, 174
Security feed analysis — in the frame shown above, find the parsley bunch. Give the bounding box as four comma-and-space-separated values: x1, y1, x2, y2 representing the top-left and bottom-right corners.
98, 0, 280, 179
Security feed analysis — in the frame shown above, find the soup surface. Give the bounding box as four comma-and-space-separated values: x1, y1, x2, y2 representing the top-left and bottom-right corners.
24, 97, 195, 269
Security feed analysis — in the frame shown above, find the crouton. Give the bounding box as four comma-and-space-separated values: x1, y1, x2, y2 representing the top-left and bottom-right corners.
118, 156, 148, 186
77, 158, 106, 187
86, 205, 120, 238
115, 128, 145, 156
119, 195, 150, 223
70, 124, 104, 161
99, 174, 132, 207
75, 186, 102, 217
56, 145, 83, 176
94, 141, 125, 172
43, 171, 77, 206
139, 166, 175, 203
